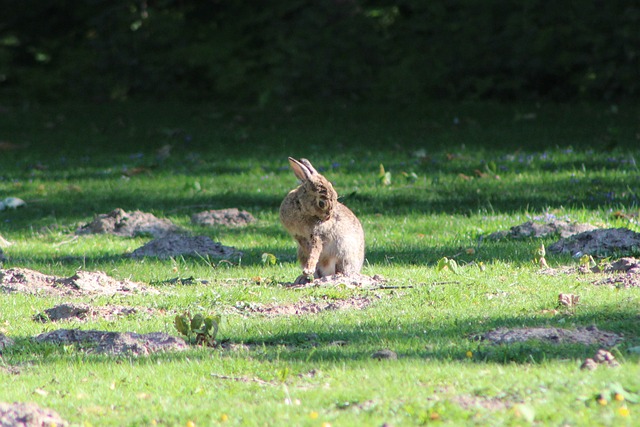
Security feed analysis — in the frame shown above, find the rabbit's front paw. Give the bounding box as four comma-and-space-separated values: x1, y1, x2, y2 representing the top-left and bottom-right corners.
294, 273, 314, 285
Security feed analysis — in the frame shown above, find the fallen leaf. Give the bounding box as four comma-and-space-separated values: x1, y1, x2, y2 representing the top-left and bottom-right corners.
34, 388, 48, 396
558, 293, 580, 307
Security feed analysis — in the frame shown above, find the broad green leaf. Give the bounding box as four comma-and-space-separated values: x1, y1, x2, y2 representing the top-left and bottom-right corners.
190, 313, 204, 331
447, 259, 459, 274
261, 252, 277, 266
174, 314, 191, 336
436, 257, 448, 273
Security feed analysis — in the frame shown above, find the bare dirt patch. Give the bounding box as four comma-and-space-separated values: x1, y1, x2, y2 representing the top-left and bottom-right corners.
548, 228, 640, 256
478, 326, 621, 347
451, 395, 511, 412
238, 296, 372, 317
34, 329, 188, 356
191, 208, 256, 227
593, 274, 640, 288
0, 402, 68, 427
285, 273, 387, 288
0, 268, 156, 296
127, 234, 240, 259
540, 257, 640, 288
487, 219, 597, 240
76, 208, 183, 238
34, 303, 155, 323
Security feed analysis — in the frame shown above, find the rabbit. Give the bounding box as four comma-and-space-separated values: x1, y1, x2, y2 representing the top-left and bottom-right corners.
280, 157, 365, 284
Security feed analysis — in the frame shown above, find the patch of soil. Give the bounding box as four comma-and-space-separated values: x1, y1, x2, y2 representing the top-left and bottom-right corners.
541, 257, 640, 288
0, 268, 156, 296
34, 329, 188, 356
0, 333, 13, 351
240, 296, 372, 317
593, 275, 640, 288
487, 220, 597, 240
608, 257, 640, 273
451, 395, 511, 411
286, 273, 387, 288
127, 234, 240, 259
76, 208, 182, 238
191, 208, 256, 227
548, 228, 640, 256
34, 303, 153, 322
0, 402, 68, 427
479, 326, 621, 347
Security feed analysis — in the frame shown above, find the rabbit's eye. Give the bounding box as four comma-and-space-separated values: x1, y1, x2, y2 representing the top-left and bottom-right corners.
318, 200, 326, 209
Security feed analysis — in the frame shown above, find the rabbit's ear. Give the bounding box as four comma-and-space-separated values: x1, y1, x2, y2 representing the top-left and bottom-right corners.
299, 159, 319, 175
288, 157, 314, 181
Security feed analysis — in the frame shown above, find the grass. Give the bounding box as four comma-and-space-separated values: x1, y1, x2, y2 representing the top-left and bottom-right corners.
1, 100, 639, 426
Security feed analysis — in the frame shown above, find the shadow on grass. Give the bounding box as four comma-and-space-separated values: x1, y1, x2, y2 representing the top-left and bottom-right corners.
4, 304, 638, 367
3, 237, 569, 272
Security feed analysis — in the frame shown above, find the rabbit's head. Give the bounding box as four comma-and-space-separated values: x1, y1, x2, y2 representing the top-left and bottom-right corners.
288, 157, 337, 221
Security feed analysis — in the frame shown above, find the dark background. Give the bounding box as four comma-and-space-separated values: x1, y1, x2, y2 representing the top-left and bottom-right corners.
1, 0, 638, 104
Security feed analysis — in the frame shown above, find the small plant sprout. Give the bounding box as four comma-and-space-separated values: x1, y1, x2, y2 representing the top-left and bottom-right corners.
174, 312, 221, 347
436, 257, 459, 274
261, 252, 277, 266
535, 243, 548, 268
378, 164, 391, 186
579, 254, 597, 270
401, 171, 419, 184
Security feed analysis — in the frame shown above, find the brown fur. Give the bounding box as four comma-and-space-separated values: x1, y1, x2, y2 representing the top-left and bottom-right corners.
280, 157, 365, 284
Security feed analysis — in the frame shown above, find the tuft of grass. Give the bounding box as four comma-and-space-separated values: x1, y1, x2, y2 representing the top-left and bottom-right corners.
1, 101, 639, 426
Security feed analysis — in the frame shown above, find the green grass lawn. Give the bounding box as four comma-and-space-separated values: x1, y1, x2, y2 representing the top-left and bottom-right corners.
1, 101, 639, 426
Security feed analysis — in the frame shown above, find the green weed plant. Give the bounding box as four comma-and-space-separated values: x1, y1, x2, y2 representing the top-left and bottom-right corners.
0, 101, 638, 426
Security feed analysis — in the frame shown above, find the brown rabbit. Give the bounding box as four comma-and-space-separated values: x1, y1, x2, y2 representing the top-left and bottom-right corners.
280, 157, 365, 284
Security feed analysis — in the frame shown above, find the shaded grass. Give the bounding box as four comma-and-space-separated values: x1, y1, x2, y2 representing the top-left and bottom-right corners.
1, 101, 639, 426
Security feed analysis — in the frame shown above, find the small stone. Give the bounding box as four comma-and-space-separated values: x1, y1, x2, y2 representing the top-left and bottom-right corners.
580, 358, 598, 370
594, 349, 615, 363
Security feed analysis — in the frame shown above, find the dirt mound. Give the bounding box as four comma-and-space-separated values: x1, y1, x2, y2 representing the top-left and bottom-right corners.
548, 228, 640, 256
191, 208, 256, 227
76, 208, 182, 238
34, 329, 188, 356
488, 220, 597, 240
0, 402, 68, 427
0, 268, 156, 296
128, 234, 240, 259
286, 273, 386, 288
240, 296, 372, 317
479, 326, 621, 347
34, 303, 151, 322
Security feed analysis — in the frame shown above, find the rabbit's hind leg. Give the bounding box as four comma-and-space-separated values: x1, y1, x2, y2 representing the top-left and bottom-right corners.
316, 256, 337, 277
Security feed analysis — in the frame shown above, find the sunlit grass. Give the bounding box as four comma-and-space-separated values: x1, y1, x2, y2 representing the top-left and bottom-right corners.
1, 101, 639, 426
